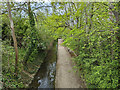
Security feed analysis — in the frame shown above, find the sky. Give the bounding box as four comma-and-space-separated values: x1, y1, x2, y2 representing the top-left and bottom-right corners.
0, 0, 51, 2
2, 0, 119, 2
14, 0, 51, 2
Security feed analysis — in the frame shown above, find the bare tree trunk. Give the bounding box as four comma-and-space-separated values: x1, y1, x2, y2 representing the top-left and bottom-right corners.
7, 1, 18, 76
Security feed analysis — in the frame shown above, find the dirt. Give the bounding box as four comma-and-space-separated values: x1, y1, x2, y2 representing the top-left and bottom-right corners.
55, 39, 86, 88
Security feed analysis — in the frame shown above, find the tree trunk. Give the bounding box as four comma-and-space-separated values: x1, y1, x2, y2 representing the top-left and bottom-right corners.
23, 0, 36, 65
7, 1, 18, 76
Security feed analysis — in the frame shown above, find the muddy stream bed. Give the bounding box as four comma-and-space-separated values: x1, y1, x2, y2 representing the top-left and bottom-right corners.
29, 41, 57, 89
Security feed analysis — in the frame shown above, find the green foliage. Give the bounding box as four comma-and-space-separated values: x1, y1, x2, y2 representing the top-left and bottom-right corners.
47, 2, 119, 88
3, 72, 24, 88
2, 2, 119, 88
2, 41, 25, 88
2, 2, 54, 88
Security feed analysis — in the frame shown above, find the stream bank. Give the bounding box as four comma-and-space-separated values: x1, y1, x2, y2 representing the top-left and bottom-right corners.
29, 41, 57, 88
19, 40, 56, 88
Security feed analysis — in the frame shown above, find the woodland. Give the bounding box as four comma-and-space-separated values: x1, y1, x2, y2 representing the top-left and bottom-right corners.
0, 1, 120, 88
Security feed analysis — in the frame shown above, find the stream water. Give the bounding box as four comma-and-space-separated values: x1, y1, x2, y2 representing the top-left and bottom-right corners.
29, 41, 57, 89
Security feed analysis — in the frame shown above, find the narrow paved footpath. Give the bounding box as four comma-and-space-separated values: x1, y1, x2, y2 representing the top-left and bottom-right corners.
55, 39, 86, 88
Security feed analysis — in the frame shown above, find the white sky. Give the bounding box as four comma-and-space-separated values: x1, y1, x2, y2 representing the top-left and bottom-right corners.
2, 0, 119, 2
14, 0, 51, 2
1, 0, 119, 2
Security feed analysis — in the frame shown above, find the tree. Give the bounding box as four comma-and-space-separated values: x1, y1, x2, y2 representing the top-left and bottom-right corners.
23, 1, 37, 65
7, 1, 18, 76
46, 2, 119, 88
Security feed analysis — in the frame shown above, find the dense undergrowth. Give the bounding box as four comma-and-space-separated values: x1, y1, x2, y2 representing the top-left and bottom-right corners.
1, 2, 54, 88
46, 2, 119, 88
1, 2, 119, 88
2, 41, 48, 88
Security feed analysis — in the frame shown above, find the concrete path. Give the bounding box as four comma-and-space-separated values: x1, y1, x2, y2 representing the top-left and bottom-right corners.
55, 39, 86, 88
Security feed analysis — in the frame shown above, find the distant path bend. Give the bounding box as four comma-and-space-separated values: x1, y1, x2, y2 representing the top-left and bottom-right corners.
55, 39, 86, 88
